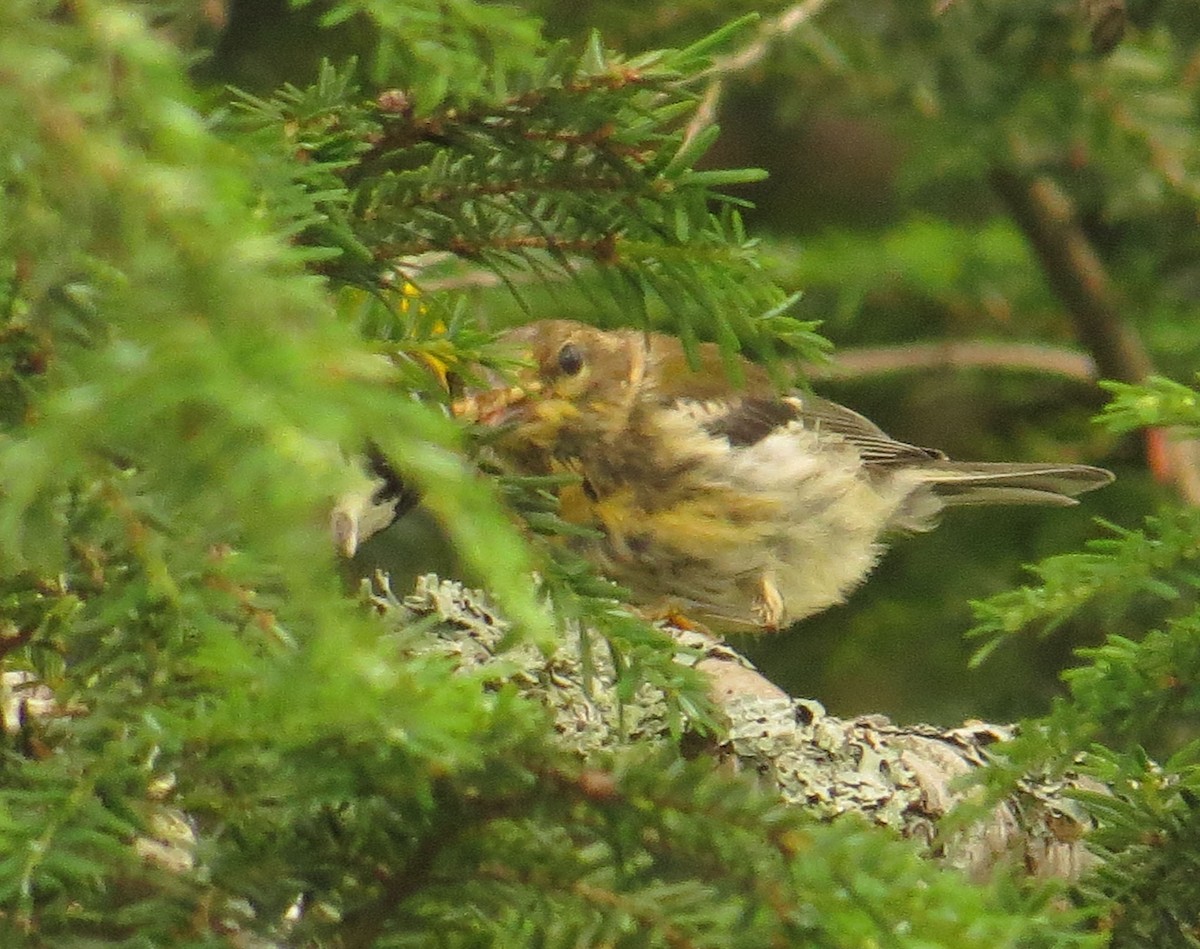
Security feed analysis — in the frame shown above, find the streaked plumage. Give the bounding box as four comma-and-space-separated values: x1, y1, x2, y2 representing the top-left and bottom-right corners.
456, 320, 1114, 632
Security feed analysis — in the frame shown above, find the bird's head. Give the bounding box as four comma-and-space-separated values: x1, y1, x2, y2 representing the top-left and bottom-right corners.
453, 321, 652, 457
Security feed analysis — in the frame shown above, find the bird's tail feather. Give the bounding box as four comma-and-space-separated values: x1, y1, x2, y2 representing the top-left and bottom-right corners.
917, 462, 1114, 507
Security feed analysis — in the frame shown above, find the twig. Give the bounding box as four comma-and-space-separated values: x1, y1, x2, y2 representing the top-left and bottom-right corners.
811, 340, 1098, 383
683, 0, 832, 147
707, 0, 834, 78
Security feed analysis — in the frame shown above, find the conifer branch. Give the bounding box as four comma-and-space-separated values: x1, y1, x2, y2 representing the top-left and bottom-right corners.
988, 169, 1152, 386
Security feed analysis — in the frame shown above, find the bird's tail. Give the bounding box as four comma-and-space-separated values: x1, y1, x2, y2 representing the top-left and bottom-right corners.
916, 461, 1114, 507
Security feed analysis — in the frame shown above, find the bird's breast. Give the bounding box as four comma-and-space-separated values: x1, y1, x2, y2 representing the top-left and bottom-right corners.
553, 413, 919, 629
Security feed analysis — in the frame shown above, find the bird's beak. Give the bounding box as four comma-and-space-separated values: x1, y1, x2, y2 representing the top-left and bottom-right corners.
452, 380, 543, 427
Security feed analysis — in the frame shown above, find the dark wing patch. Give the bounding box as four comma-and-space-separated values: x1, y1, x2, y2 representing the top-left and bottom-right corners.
682, 392, 947, 465
793, 395, 946, 466
366, 444, 422, 518
697, 397, 803, 447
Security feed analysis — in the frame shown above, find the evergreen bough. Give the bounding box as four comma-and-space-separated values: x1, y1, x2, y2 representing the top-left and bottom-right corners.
1, 1, 1198, 945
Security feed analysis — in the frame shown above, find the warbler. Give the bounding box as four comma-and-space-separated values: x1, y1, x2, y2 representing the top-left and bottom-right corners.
449, 320, 1113, 633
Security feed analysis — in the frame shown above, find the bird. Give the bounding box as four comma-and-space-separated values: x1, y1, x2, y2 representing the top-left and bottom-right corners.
331, 445, 422, 559
448, 319, 1113, 634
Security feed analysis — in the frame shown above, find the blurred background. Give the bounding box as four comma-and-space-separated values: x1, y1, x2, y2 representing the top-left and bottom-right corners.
196, 0, 1192, 725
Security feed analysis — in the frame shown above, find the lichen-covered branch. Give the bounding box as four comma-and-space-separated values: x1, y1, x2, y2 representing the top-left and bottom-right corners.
385, 573, 1100, 883
0, 571, 1103, 945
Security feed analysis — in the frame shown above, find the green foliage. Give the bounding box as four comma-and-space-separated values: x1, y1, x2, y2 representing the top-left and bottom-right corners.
968, 374, 1200, 944
1099, 376, 1200, 433
969, 511, 1200, 654
0, 0, 1071, 944
306, 0, 549, 112
224, 32, 824, 370
1076, 748, 1200, 946
1, 0, 1198, 944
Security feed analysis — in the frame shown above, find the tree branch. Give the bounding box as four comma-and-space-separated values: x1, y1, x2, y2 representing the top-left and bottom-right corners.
988, 169, 1150, 384
810, 340, 1099, 384
683, 0, 832, 147
990, 166, 1200, 503
387, 574, 1101, 884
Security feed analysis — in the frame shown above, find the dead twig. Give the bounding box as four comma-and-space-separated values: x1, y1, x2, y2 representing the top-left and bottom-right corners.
683, 0, 832, 147
811, 340, 1098, 384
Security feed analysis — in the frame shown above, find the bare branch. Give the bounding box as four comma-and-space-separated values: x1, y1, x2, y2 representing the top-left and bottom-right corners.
684, 0, 832, 146
810, 340, 1099, 384
991, 166, 1200, 503
989, 169, 1150, 384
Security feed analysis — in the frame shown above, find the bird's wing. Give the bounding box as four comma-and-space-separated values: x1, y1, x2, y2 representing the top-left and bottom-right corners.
687, 397, 805, 447
676, 392, 945, 466
785, 395, 947, 466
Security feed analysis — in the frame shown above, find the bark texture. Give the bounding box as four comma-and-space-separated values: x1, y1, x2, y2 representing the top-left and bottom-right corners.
389, 573, 1100, 883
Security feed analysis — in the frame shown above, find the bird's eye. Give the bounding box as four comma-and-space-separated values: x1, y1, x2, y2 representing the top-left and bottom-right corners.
556, 342, 584, 377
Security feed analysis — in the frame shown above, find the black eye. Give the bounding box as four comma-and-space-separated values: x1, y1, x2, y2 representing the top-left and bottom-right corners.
556, 342, 584, 376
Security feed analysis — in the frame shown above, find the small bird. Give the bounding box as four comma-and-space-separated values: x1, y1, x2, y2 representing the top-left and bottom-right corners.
331, 446, 422, 559
451, 320, 1113, 633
